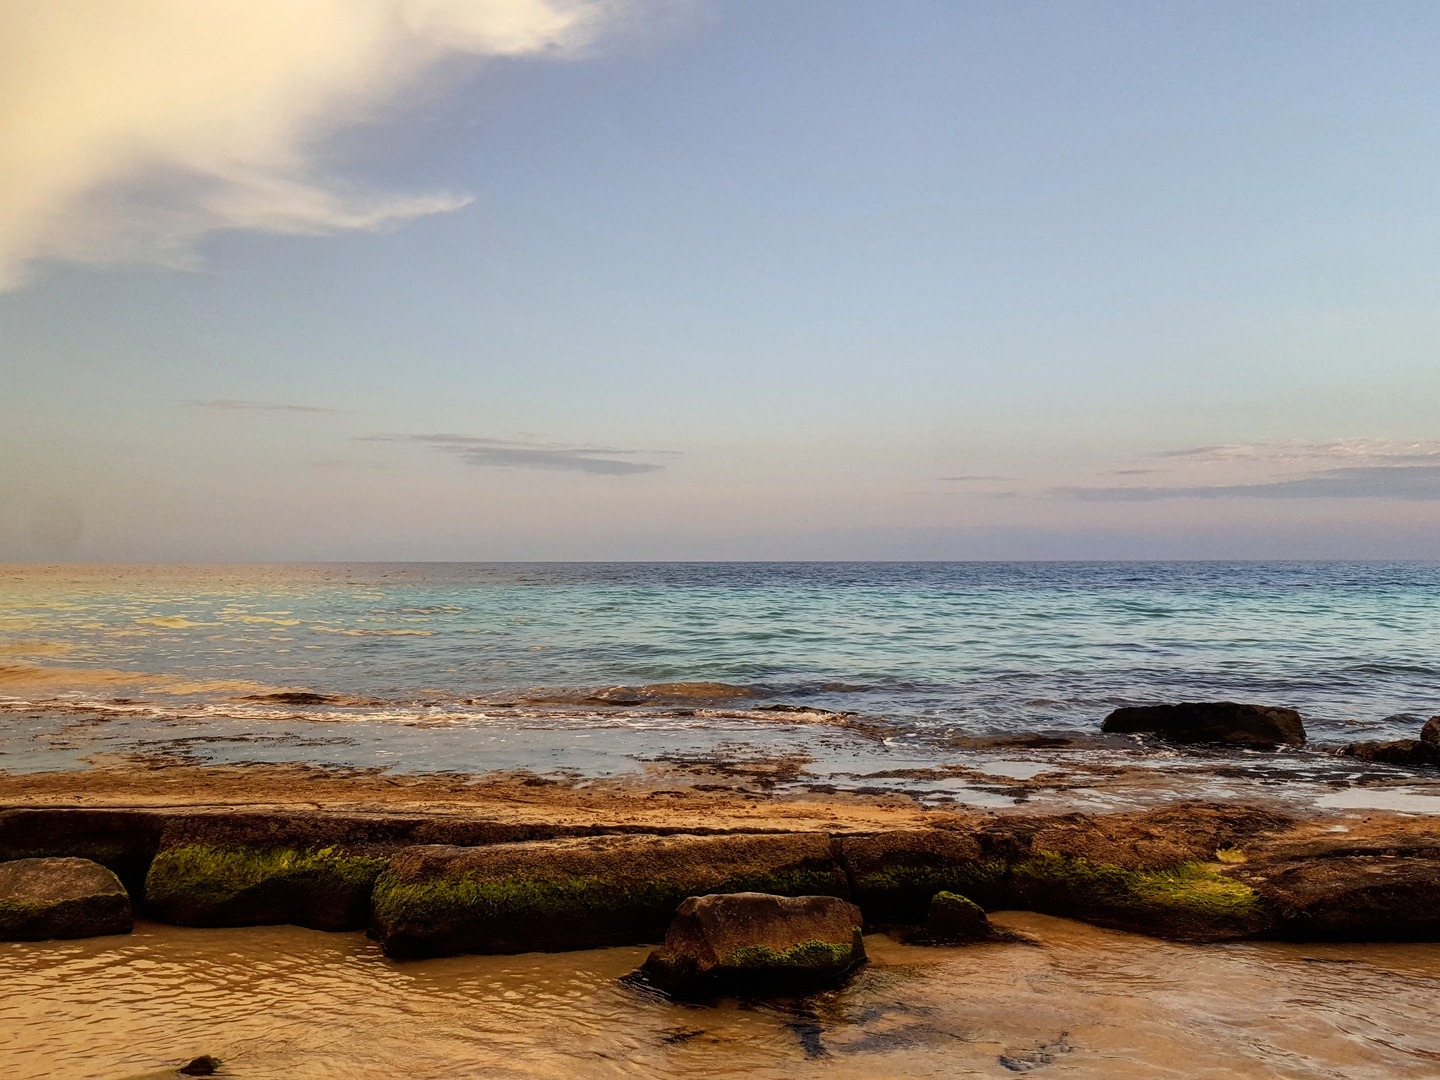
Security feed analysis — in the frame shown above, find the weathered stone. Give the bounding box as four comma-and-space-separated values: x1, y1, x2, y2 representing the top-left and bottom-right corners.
0, 809, 165, 900
0, 857, 132, 941
1422, 716, 1440, 749
370, 832, 848, 959
923, 890, 992, 942
178, 1056, 220, 1076
1340, 739, 1440, 767
640, 892, 864, 994
1101, 702, 1306, 747
140, 810, 619, 931
1225, 855, 1440, 940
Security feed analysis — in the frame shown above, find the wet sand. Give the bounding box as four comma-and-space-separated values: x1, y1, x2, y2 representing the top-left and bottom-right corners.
3, 914, 1439, 1079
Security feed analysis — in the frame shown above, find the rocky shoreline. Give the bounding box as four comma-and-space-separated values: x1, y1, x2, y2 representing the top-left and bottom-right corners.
4, 776, 1440, 957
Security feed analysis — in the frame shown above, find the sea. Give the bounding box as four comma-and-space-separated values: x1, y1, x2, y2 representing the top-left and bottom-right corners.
3, 560, 1440, 808
6, 561, 1440, 1079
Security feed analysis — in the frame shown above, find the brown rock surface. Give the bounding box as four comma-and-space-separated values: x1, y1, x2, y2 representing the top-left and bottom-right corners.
641, 892, 865, 993
0, 856, 132, 940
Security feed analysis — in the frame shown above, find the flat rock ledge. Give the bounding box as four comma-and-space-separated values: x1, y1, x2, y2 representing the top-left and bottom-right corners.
370, 832, 846, 959
0, 857, 132, 941
640, 892, 865, 995
7, 802, 1440, 951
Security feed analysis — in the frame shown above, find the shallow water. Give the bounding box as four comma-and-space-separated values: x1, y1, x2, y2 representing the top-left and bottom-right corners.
2, 915, 1439, 1079
5, 561, 1440, 810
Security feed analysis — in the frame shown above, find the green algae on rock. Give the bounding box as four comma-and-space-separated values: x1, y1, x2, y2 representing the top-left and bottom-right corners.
923, 890, 993, 942
145, 844, 389, 930
1009, 853, 1273, 941
0, 857, 132, 941
371, 833, 849, 958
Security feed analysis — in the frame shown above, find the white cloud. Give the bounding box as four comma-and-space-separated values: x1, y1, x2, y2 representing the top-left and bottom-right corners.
0, 0, 629, 287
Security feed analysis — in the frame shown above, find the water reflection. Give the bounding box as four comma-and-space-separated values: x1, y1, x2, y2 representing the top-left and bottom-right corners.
3, 914, 1440, 1079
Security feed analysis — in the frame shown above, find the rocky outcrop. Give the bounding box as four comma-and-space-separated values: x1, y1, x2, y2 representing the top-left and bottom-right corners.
0, 857, 132, 940
140, 809, 635, 931
1101, 702, 1306, 747
370, 832, 848, 959
640, 892, 865, 995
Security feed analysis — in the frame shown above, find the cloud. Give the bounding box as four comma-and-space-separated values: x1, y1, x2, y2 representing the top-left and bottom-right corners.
186, 399, 337, 413
0, 0, 636, 288
1151, 439, 1440, 466
939, 475, 1014, 482
370, 433, 667, 474
1063, 465, 1440, 502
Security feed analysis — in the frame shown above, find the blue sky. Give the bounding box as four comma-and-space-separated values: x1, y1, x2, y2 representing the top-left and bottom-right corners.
3, 1, 1439, 559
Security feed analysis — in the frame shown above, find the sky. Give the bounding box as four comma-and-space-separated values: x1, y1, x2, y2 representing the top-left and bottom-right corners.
3, 0, 1439, 561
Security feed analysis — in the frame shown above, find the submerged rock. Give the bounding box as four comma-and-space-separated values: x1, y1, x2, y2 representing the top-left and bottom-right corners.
1101, 702, 1306, 747
0, 857, 132, 941
837, 829, 1009, 923
370, 832, 848, 959
178, 1056, 220, 1076
640, 892, 865, 994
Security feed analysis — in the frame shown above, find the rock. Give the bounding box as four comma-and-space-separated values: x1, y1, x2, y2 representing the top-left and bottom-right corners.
178, 1055, 220, 1076
0, 857, 132, 941
837, 829, 1009, 923
1340, 739, 1440, 767
370, 832, 848, 959
1422, 716, 1440, 749
1101, 702, 1306, 747
0, 809, 165, 900
1225, 855, 1440, 940
923, 890, 992, 941
141, 810, 597, 931
640, 892, 865, 994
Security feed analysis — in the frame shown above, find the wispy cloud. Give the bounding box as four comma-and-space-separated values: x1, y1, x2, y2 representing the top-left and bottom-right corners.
1064, 465, 1440, 502
0, 1, 646, 288
368, 433, 668, 475
939, 474, 1015, 482
186, 399, 337, 414
1151, 440, 1440, 466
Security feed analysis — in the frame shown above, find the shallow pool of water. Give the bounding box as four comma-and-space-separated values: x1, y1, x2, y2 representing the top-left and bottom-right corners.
3, 913, 1439, 1079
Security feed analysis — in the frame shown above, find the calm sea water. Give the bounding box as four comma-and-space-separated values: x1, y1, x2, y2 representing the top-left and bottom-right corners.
3, 562, 1440, 784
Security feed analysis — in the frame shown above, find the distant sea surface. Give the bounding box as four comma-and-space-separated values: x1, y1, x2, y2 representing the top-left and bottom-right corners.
3, 562, 1440, 785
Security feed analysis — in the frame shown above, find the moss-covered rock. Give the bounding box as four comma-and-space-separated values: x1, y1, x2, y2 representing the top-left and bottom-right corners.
0, 857, 132, 941
1009, 853, 1273, 941
1224, 855, 1440, 940
923, 890, 992, 942
371, 833, 847, 958
640, 892, 865, 995
145, 844, 389, 930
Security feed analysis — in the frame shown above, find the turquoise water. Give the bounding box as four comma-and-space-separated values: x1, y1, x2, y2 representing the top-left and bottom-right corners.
3, 562, 1439, 784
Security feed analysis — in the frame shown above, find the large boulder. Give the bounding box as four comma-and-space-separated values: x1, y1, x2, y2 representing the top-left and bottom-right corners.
640, 892, 865, 994
0, 809, 165, 900
370, 832, 848, 959
0, 857, 132, 940
1101, 702, 1306, 747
